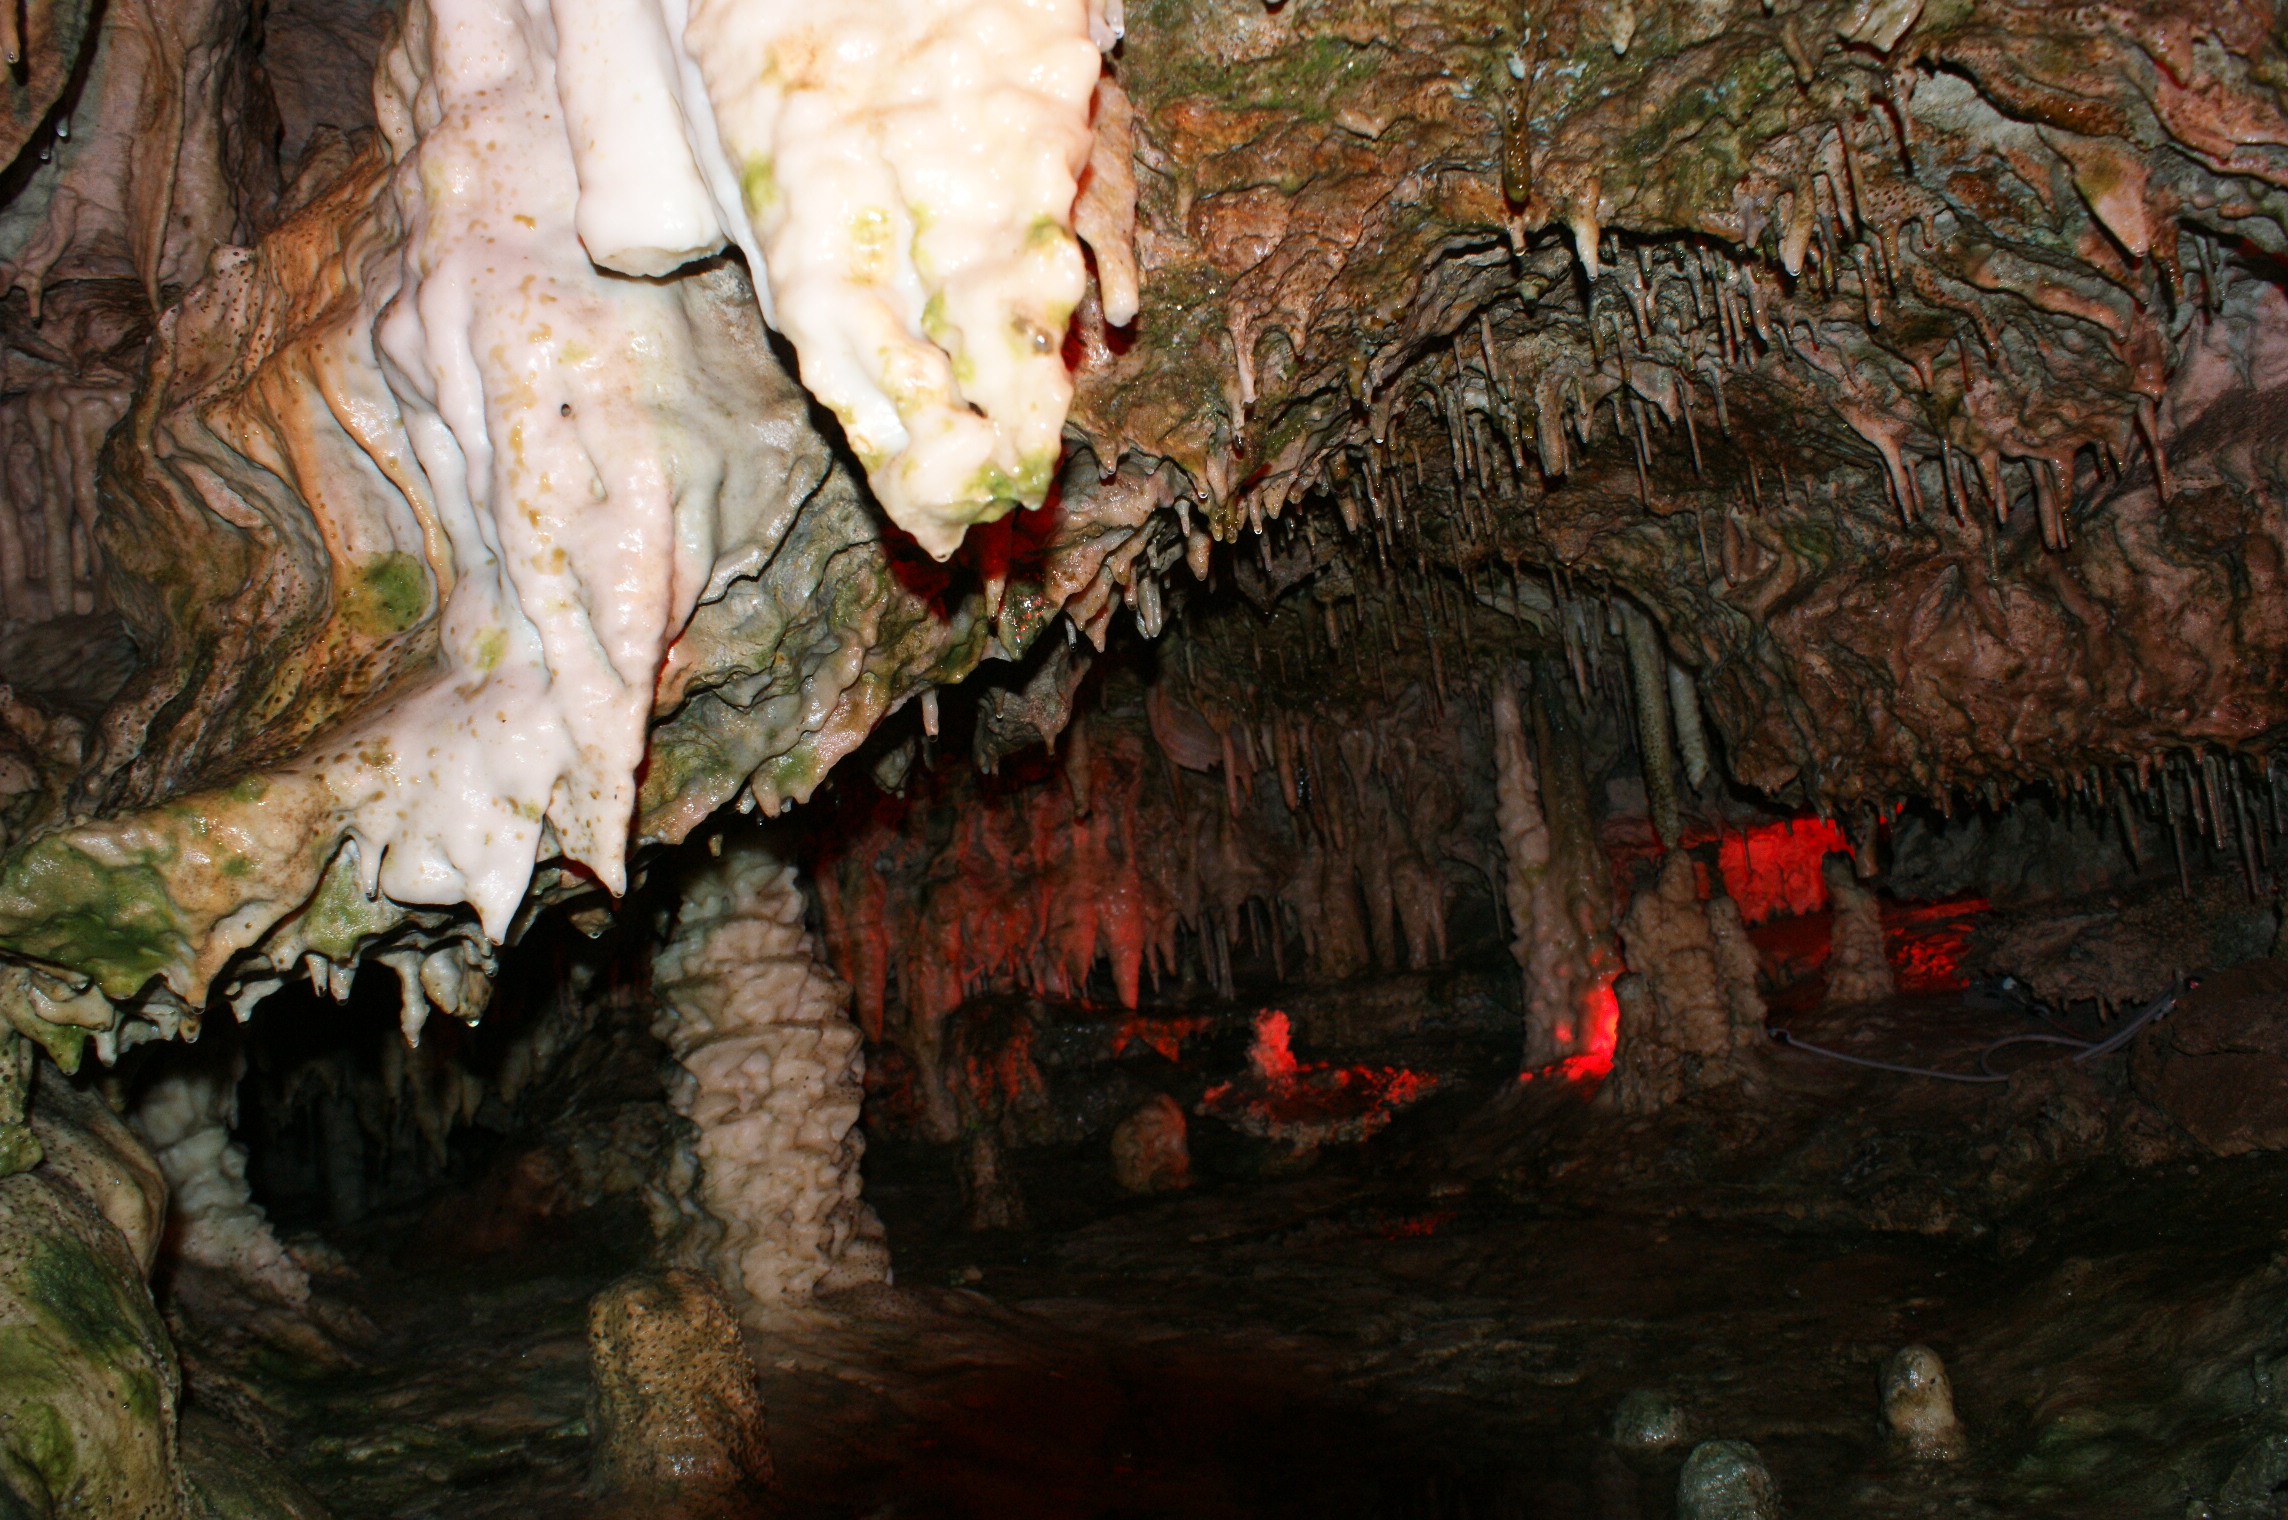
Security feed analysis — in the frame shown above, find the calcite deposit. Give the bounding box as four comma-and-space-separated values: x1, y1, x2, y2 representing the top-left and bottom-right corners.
0, 0, 2283, 1513
0, 1068, 183, 1518
1606, 850, 1764, 1111
129, 1042, 310, 1308
650, 841, 888, 1306
1822, 850, 1898, 1006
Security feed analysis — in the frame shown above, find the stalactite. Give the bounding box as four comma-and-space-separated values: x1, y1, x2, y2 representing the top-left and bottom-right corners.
1618, 601, 1681, 845
1667, 662, 1711, 792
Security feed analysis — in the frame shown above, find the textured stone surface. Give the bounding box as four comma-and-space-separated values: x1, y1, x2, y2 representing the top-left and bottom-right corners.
649, 843, 889, 1307
2134, 959, 2288, 1156
1881, 1343, 1967, 1461
1109, 1092, 1191, 1194
1675, 1439, 1780, 1520
586, 1269, 773, 1515
0, 1070, 186, 1519
0, 0, 2275, 1069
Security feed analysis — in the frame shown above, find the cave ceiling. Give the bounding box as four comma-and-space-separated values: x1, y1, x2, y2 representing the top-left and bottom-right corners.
0, 0, 2275, 1052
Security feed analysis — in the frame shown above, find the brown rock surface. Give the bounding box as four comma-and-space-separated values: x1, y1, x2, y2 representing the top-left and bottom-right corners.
2134, 960, 2288, 1156
585, 1269, 774, 1517
1110, 1093, 1192, 1194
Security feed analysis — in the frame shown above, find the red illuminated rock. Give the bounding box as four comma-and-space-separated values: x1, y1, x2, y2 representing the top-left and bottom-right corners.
1822, 855, 1897, 1009
1110, 1094, 1191, 1195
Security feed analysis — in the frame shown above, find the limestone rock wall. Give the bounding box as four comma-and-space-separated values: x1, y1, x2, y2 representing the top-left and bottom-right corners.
1, 1067, 185, 1518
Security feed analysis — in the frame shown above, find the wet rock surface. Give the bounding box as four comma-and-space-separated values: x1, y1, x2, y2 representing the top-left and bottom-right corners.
4, 1, 2288, 1514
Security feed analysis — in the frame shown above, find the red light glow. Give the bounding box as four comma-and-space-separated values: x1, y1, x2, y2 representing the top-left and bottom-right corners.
1885, 897, 1988, 993
1378, 1209, 1459, 1240
1199, 1009, 1438, 1147
1109, 1014, 1211, 1062
1521, 977, 1620, 1085
1248, 1009, 1302, 1082
1718, 818, 1851, 925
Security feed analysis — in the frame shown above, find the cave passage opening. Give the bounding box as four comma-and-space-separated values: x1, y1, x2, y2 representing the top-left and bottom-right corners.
102, 554, 2288, 1520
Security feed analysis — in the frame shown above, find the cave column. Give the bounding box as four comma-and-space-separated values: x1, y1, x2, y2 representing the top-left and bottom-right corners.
1495, 671, 1620, 1070
650, 842, 890, 1310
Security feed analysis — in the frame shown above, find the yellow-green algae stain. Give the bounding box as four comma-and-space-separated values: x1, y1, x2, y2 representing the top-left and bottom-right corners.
339, 552, 429, 637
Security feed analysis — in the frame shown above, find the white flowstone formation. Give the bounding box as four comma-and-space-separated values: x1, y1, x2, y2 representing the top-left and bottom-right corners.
130, 1049, 311, 1308
43, 0, 1117, 1022
651, 842, 889, 1307
684, 0, 1102, 556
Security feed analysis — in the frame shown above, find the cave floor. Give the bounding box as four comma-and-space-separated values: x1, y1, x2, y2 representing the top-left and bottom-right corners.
196, 992, 2288, 1520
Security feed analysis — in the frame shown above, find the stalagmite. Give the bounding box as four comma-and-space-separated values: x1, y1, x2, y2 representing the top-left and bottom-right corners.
1677, 1441, 1781, 1520
961, 1129, 1028, 1230
1705, 893, 1766, 1037
1494, 674, 1620, 1070
1821, 853, 1895, 1007
650, 841, 890, 1309
1881, 1345, 1967, 1461
586, 1269, 776, 1512
129, 1045, 311, 1309
1109, 1093, 1189, 1194
1607, 853, 1762, 1112
1668, 662, 1712, 792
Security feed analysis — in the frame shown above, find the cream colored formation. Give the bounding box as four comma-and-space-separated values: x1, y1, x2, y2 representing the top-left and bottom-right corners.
0, 0, 1114, 1025
128, 1051, 311, 1308
650, 843, 889, 1306
334, 0, 1105, 934
1821, 854, 1896, 1008
1606, 851, 1766, 1113
552, 0, 1105, 556
0, 0, 1115, 1305
1492, 678, 1619, 1070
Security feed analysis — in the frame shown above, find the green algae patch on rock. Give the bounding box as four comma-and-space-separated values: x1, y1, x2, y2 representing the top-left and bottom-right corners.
337, 553, 431, 640
0, 1078, 189, 1518
0, 774, 346, 1013
0, 1033, 35, 1181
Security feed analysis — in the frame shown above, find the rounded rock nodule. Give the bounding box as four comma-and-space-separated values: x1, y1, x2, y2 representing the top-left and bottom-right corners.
1880, 1343, 1967, 1461
1676, 1439, 1781, 1520
1609, 1387, 1689, 1453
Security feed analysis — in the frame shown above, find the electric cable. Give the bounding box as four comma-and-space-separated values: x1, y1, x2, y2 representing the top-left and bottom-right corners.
1767, 980, 2185, 1084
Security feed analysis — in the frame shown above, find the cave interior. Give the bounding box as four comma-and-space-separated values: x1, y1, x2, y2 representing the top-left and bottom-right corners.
4, 0, 2288, 1516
